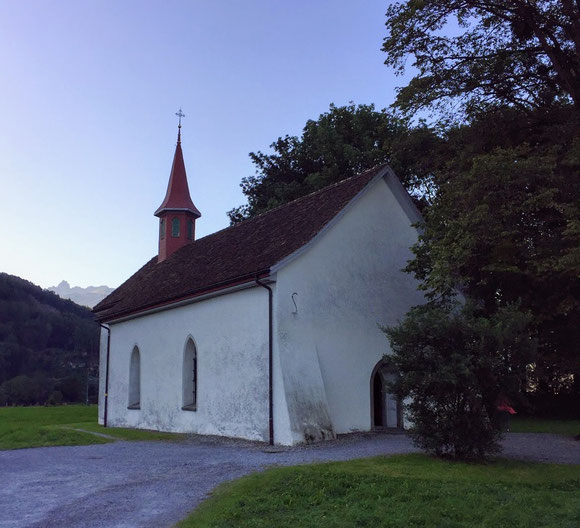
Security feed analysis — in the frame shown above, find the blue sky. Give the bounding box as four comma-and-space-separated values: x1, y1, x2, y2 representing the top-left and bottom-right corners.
0, 0, 408, 289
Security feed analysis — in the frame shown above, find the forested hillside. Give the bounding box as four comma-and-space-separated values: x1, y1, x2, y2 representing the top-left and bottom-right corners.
0, 273, 100, 405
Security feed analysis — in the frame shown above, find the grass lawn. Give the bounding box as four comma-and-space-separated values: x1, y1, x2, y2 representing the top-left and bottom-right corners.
0, 405, 184, 450
178, 454, 580, 528
510, 417, 580, 436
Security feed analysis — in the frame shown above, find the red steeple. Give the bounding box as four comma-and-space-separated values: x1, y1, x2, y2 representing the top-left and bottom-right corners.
154, 127, 201, 217
155, 113, 201, 262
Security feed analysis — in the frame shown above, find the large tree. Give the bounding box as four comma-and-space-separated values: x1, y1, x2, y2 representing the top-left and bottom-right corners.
382, 1, 580, 117
406, 105, 580, 396
383, 2, 580, 405
228, 103, 441, 223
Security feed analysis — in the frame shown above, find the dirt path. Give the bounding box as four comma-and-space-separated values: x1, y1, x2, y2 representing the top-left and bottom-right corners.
0, 432, 577, 528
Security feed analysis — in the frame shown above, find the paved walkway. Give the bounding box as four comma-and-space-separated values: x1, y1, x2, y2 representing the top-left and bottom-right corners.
0, 432, 578, 528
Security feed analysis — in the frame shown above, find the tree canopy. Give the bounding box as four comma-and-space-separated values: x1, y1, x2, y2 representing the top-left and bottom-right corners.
406, 106, 580, 392
382, 0, 580, 117
381, 1, 580, 405
228, 103, 441, 223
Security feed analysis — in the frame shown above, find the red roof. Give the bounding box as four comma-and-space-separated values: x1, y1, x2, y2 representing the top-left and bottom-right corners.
154, 132, 201, 217
94, 165, 386, 322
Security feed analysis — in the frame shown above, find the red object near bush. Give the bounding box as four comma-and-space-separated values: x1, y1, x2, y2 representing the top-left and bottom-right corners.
497, 403, 517, 414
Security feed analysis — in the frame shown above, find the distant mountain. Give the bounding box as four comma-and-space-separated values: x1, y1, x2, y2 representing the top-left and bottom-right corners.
0, 273, 100, 405
48, 280, 114, 308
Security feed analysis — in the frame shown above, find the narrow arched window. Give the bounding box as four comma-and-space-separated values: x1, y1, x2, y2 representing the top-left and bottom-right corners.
172, 217, 180, 237
160, 218, 165, 240
187, 219, 194, 240
128, 346, 141, 409
182, 338, 197, 410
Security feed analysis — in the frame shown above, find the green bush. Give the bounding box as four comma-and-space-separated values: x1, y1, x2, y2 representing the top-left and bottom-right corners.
0, 374, 54, 406
46, 390, 63, 406
57, 376, 84, 402
384, 302, 535, 460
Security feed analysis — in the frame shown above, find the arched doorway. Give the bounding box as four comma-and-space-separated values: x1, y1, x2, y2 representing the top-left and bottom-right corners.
371, 360, 402, 429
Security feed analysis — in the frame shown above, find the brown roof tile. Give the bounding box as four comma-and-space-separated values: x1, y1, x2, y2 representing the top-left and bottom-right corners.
93, 164, 386, 321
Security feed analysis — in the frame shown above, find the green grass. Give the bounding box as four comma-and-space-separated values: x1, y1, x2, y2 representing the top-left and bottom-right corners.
0, 405, 185, 450
510, 417, 580, 436
178, 454, 580, 528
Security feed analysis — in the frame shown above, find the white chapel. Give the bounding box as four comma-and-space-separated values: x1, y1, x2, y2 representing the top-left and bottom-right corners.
94, 123, 424, 445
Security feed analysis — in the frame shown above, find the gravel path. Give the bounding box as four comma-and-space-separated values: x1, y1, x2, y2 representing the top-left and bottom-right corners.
0, 432, 578, 528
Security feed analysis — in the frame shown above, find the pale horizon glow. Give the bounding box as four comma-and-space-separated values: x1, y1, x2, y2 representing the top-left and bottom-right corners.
0, 0, 406, 289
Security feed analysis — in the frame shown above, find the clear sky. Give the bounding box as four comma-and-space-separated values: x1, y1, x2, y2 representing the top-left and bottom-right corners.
0, 0, 407, 289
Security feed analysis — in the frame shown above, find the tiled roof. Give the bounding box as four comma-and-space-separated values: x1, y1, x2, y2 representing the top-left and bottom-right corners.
93, 164, 386, 321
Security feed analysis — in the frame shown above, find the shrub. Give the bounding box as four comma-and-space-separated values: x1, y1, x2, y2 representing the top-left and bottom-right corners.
0, 374, 54, 406
46, 390, 64, 406
58, 376, 84, 403
384, 301, 535, 460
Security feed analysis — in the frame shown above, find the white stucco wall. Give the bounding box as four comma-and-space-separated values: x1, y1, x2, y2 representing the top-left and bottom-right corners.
99, 286, 273, 442
270, 290, 295, 445
274, 173, 425, 438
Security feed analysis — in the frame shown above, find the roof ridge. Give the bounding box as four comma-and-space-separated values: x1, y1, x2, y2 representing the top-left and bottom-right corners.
245, 163, 386, 219
185, 163, 386, 247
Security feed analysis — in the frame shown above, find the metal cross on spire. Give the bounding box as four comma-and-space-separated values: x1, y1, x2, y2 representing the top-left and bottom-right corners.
176, 108, 185, 128
175, 108, 185, 143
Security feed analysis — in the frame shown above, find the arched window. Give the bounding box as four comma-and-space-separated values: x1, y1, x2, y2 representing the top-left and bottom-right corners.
182, 338, 197, 410
172, 217, 180, 237
159, 218, 165, 240
128, 346, 141, 409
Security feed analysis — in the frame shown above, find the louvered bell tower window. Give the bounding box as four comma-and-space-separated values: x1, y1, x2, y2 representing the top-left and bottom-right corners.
187, 219, 194, 240
172, 218, 180, 237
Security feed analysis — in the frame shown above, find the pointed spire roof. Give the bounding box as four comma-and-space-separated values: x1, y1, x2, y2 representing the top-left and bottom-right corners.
154, 126, 201, 218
